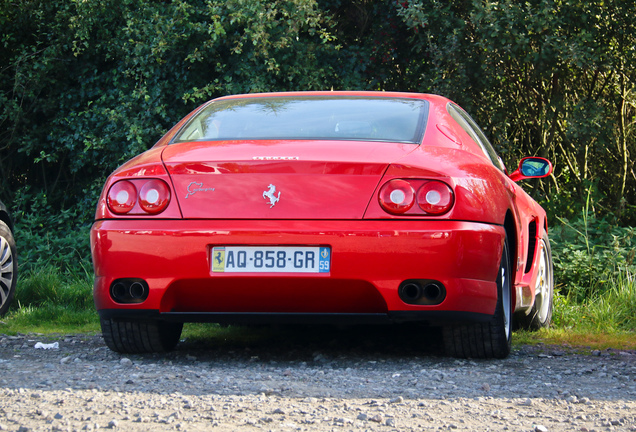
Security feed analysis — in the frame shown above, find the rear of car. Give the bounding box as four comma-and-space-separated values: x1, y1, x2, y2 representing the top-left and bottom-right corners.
91, 92, 549, 358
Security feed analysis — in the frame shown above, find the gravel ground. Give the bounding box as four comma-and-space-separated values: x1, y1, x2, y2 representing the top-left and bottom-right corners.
0, 326, 634, 432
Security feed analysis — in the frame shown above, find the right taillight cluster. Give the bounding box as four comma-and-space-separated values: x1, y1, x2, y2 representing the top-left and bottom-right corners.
379, 179, 454, 215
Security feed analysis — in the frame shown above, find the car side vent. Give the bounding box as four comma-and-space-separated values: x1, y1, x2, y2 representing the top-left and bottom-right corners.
525, 221, 537, 273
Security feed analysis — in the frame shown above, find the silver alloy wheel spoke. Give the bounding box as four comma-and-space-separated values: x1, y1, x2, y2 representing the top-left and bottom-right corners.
502, 265, 510, 339
0, 237, 10, 266
535, 240, 550, 323
0, 236, 13, 296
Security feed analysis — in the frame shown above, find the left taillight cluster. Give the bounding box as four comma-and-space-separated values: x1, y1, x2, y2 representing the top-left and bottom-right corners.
379, 179, 454, 215
107, 179, 171, 215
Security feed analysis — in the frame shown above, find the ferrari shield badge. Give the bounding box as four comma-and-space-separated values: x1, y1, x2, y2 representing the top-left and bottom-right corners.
263, 184, 281, 208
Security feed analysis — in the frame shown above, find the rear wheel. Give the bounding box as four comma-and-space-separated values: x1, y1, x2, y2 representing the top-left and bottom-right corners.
100, 317, 183, 354
0, 221, 17, 317
443, 236, 512, 359
518, 234, 553, 330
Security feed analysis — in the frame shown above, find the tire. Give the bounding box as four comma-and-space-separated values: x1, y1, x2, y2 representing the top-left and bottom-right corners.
0, 220, 17, 317
443, 235, 513, 359
518, 234, 553, 330
100, 317, 183, 354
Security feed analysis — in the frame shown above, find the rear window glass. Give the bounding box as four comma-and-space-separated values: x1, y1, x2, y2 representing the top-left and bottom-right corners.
172, 96, 429, 144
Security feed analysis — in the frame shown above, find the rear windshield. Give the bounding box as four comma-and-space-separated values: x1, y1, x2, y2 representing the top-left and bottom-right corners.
172, 96, 429, 144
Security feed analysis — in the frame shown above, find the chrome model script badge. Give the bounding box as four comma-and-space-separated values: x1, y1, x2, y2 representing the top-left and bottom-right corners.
185, 181, 215, 199
253, 156, 300, 161
263, 184, 281, 208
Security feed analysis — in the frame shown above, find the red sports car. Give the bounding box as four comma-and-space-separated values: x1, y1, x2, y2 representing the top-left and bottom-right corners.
91, 91, 554, 358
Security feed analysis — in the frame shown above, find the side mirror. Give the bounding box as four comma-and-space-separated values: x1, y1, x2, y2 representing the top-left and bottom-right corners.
508, 157, 552, 182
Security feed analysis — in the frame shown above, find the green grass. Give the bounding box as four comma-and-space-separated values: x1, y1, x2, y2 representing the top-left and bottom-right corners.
514, 268, 636, 351
513, 328, 636, 351
4, 305, 100, 334
0, 266, 100, 334
554, 269, 636, 332
15, 266, 95, 310
1, 266, 634, 352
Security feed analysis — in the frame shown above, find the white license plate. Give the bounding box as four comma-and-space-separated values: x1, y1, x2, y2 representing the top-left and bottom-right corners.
212, 246, 331, 273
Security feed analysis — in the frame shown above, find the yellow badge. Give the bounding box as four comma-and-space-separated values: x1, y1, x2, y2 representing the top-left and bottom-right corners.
212, 248, 225, 272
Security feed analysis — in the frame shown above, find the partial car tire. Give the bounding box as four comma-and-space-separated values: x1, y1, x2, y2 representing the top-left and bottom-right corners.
443, 236, 512, 359
100, 317, 183, 354
0, 220, 17, 317
518, 234, 553, 330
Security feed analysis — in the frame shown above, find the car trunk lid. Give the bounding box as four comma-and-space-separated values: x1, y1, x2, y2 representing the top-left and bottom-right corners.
162, 140, 417, 219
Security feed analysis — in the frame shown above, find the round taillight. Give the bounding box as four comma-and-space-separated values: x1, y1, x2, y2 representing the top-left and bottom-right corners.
139, 179, 170, 214
379, 179, 415, 214
417, 181, 454, 215
107, 181, 137, 214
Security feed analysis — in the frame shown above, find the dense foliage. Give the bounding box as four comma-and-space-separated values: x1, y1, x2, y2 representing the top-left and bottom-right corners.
1, 0, 635, 305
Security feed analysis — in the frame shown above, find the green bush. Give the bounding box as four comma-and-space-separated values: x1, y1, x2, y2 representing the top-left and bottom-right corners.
11, 187, 94, 275
552, 269, 636, 332
550, 212, 636, 302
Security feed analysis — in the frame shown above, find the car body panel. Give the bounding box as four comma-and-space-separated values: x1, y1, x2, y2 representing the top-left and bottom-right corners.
161, 140, 417, 219
364, 145, 512, 224
92, 219, 504, 317
508, 184, 549, 309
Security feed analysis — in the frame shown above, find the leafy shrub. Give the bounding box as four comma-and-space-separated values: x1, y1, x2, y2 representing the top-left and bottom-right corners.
552, 269, 636, 332
550, 212, 636, 302
11, 187, 94, 275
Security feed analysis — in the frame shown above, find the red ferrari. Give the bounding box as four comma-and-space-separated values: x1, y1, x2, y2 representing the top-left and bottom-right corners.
91, 91, 554, 358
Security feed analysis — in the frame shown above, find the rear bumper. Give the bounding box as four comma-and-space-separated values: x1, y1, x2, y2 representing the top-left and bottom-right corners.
91, 219, 505, 323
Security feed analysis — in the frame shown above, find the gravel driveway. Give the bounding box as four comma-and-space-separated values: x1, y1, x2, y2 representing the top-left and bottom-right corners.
0, 325, 634, 431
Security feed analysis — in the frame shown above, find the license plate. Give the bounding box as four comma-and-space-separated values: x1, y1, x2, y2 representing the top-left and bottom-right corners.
212, 246, 331, 273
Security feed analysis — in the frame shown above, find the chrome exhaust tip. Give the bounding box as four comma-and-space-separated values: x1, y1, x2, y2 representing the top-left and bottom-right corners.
110, 279, 149, 304
398, 279, 446, 305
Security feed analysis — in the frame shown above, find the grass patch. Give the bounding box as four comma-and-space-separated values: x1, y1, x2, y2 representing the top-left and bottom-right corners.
553, 269, 636, 333
0, 266, 99, 335
182, 323, 276, 345
513, 328, 636, 351
3, 304, 100, 334
513, 269, 636, 350
16, 266, 95, 310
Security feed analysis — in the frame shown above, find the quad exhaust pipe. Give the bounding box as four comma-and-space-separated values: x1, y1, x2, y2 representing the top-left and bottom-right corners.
398, 279, 446, 305
110, 279, 149, 304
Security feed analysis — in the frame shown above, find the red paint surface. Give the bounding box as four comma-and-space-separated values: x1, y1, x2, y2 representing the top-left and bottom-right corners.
91, 91, 551, 322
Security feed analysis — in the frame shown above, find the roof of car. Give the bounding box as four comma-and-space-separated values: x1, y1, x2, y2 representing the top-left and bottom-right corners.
214, 91, 449, 103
